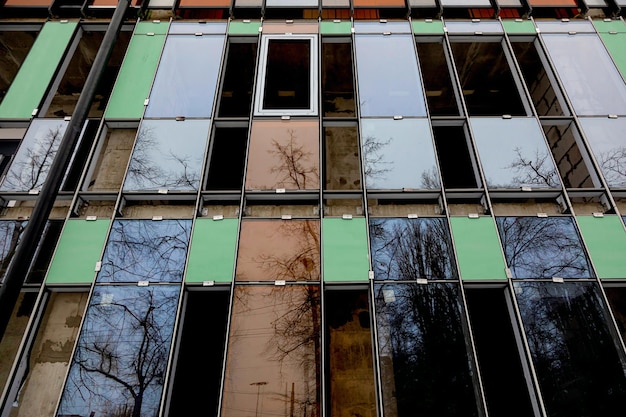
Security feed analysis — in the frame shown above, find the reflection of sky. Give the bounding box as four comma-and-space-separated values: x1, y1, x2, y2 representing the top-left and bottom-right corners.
471, 118, 560, 189
123, 119, 210, 191
361, 119, 439, 190
579, 118, 626, 188
58, 285, 179, 417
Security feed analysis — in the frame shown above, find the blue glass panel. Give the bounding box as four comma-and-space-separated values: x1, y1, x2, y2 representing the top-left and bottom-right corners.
370, 218, 457, 280
97, 219, 192, 283
579, 117, 626, 188
374, 282, 479, 417
445, 20, 503, 33
123, 119, 210, 192
144, 35, 225, 118
57, 285, 180, 417
514, 281, 626, 415
361, 118, 440, 190
353, 21, 412, 33
168, 22, 227, 34
535, 20, 595, 33
496, 216, 593, 279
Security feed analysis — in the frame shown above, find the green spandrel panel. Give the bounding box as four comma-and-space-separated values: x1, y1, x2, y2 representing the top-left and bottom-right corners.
576, 215, 626, 279
0, 21, 78, 119
104, 32, 166, 119
320, 21, 352, 34
412, 20, 445, 34
450, 216, 508, 280
133, 20, 170, 35
598, 33, 626, 80
502, 19, 537, 34
45, 219, 110, 285
323, 218, 370, 282
592, 19, 626, 33
228, 21, 262, 35
186, 218, 238, 283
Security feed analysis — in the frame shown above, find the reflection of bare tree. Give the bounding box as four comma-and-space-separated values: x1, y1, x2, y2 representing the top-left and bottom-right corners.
598, 146, 626, 188
420, 166, 441, 189
514, 282, 626, 415
370, 218, 457, 280
503, 147, 559, 188
496, 217, 592, 278
0, 220, 26, 282
361, 134, 392, 185
375, 283, 478, 416
269, 129, 319, 190
58, 286, 179, 417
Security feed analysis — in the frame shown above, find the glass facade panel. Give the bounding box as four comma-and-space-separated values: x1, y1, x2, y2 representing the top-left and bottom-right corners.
123, 120, 210, 192
97, 219, 192, 283
576, 215, 626, 279
496, 216, 594, 279
57, 285, 180, 417
324, 126, 361, 191
322, 218, 369, 282
416, 41, 460, 116
361, 119, 440, 190
185, 218, 238, 283
579, 117, 626, 188
322, 42, 356, 117
218, 42, 257, 117
370, 218, 457, 280
375, 282, 480, 417
0, 220, 26, 283
205, 126, 248, 190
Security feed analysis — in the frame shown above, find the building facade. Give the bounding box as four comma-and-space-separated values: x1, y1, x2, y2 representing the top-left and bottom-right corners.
1, 0, 626, 416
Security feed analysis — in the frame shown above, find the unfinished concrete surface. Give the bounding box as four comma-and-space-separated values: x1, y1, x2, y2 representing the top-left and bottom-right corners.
324, 126, 361, 191
0, 293, 35, 395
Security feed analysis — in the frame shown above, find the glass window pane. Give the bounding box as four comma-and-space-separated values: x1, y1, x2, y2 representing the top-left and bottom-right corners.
97, 219, 192, 283
514, 282, 626, 415
445, 21, 503, 34
361, 119, 440, 190
57, 285, 180, 417
576, 215, 626, 279
236, 219, 320, 282
245, 120, 319, 191
353, 21, 412, 33
123, 120, 210, 192
416, 41, 460, 116
0, 29, 38, 106
145, 35, 225, 118
185, 218, 238, 283
218, 42, 257, 117
432, 125, 480, 189
375, 282, 480, 417
206, 126, 248, 190
370, 218, 457, 280
323, 218, 369, 282
85, 127, 136, 192
167, 22, 227, 34
496, 216, 594, 279
0, 220, 26, 283
355, 34, 427, 117
221, 285, 321, 417
541, 34, 626, 116
471, 117, 560, 189
579, 117, 626, 188
324, 126, 361, 191
0, 119, 68, 192
322, 41, 356, 117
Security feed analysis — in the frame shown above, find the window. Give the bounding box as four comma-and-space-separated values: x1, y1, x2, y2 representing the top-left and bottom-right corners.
254, 35, 318, 116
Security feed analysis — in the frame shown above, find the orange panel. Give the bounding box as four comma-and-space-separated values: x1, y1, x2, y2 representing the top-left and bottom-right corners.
4, 0, 52, 6
179, 0, 231, 6
353, 0, 405, 6
353, 8, 380, 17
528, 0, 577, 6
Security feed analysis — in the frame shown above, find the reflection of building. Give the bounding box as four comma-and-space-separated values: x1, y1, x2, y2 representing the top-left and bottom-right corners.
1, 0, 626, 416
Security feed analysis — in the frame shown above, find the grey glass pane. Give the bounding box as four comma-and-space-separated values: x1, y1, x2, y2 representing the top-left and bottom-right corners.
370, 218, 457, 280
355, 35, 427, 117
471, 118, 560, 189
496, 216, 594, 279
353, 21, 412, 33
445, 21, 503, 34
144, 35, 224, 118
123, 120, 210, 192
168, 22, 227, 34
97, 219, 192, 283
58, 285, 180, 417
541, 34, 626, 116
535, 20, 595, 33
361, 118, 440, 190
514, 282, 626, 415
375, 282, 479, 417
579, 117, 626, 188
0, 119, 68, 192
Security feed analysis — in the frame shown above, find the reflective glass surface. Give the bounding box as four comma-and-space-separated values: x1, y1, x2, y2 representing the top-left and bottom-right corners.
445, 21, 503, 33
361, 119, 440, 190
0, 119, 68, 192
579, 117, 626, 188
355, 35, 427, 117
167, 22, 227, 34
221, 285, 321, 417
541, 34, 626, 116
236, 219, 320, 281
375, 282, 479, 417
370, 218, 457, 280
496, 216, 593, 279
514, 282, 626, 415
0, 220, 26, 283
535, 20, 595, 33
97, 219, 192, 283
58, 285, 180, 417
353, 21, 412, 33
123, 120, 210, 192
324, 126, 361, 191
471, 118, 560, 189
145, 35, 225, 118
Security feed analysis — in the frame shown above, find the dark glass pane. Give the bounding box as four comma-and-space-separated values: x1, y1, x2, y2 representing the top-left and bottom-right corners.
325, 290, 376, 417
26, 220, 63, 283
324, 126, 361, 191
579, 118, 626, 188
416, 42, 460, 116
236, 219, 320, 282
0, 31, 38, 105
370, 217, 457, 280
0, 220, 26, 283
496, 216, 593, 279
263, 39, 310, 110
218, 42, 257, 117
432, 125, 479, 189
123, 120, 210, 192
58, 285, 180, 417
166, 291, 230, 416
221, 285, 321, 417
542, 122, 596, 188
605, 286, 626, 346
375, 282, 479, 417
97, 219, 192, 283
322, 42, 355, 117
206, 127, 248, 190
514, 282, 626, 416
